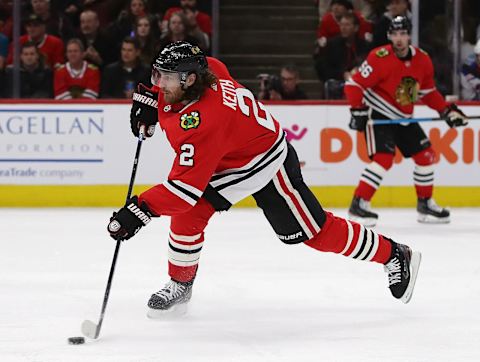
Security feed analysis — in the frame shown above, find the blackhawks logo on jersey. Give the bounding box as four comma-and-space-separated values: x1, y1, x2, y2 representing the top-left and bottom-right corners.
180, 111, 201, 130
395, 76, 419, 106
376, 48, 389, 57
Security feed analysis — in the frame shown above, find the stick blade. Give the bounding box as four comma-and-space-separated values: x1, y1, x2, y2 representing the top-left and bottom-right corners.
81, 320, 99, 339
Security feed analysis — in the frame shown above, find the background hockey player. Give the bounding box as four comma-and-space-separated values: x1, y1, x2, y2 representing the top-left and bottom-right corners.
344, 16, 468, 227
107, 41, 421, 317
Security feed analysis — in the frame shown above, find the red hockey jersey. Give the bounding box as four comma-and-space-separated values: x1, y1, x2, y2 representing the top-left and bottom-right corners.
138, 57, 287, 216
7, 34, 64, 68
54, 61, 100, 99
317, 11, 372, 42
344, 44, 447, 119
163, 8, 212, 36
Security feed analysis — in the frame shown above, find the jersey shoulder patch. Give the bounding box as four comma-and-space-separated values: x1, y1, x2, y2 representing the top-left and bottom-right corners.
375, 47, 389, 58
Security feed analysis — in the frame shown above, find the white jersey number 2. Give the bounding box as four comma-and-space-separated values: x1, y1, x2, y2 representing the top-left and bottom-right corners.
236, 88, 276, 132
179, 144, 195, 166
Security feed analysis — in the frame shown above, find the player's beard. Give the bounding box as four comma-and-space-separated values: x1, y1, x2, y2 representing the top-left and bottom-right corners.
162, 87, 185, 104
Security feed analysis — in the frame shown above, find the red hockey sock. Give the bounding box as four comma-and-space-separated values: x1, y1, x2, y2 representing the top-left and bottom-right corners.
168, 231, 204, 282
168, 198, 215, 282
354, 153, 393, 201
412, 147, 435, 199
305, 212, 392, 264
354, 181, 377, 201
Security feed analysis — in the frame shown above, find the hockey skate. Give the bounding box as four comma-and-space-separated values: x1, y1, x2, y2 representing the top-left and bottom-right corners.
147, 279, 193, 319
384, 242, 421, 303
417, 198, 450, 224
348, 196, 378, 227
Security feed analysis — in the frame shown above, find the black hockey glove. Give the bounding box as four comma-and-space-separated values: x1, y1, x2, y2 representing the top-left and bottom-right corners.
107, 196, 156, 241
349, 107, 369, 131
441, 103, 468, 128
130, 83, 158, 138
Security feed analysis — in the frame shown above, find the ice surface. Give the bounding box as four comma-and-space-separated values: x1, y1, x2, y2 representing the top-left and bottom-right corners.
1, 207, 479, 362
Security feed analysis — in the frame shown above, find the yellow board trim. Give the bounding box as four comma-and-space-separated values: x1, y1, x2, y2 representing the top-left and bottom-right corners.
1, 185, 480, 207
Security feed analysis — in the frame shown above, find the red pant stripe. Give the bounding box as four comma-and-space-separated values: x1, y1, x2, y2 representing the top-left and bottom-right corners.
273, 167, 319, 238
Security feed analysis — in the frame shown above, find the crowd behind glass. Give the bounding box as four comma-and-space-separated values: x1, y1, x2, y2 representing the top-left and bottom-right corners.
1, 0, 480, 100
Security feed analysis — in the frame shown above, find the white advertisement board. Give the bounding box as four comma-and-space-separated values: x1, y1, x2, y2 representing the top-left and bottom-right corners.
1, 103, 479, 186
270, 104, 480, 186
0, 104, 174, 185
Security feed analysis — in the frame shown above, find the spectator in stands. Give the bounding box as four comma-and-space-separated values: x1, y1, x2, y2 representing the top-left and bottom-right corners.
0, 1, 13, 40
7, 14, 64, 69
0, 29, 7, 70
82, 0, 126, 27
111, 0, 148, 47
317, 0, 372, 47
461, 39, 480, 100
30, 0, 75, 41
372, 0, 411, 47
134, 15, 157, 67
54, 38, 100, 99
78, 9, 116, 68
317, 0, 329, 18
147, 0, 179, 17
156, 12, 200, 53
352, 0, 383, 22
314, 12, 369, 99
4, 41, 53, 98
162, 0, 212, 39
258, 64, 308, 101
101, 36, 150, 98
58, 0, 82, 28
183, 7, 210, 52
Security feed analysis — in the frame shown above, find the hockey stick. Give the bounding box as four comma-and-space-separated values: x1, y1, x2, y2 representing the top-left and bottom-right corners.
373, 115, 480, 125
81, 127, 145, 340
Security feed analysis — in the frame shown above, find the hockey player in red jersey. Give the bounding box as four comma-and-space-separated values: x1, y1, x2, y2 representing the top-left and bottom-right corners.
107, 41, 421, 317
344, 16, 468, 227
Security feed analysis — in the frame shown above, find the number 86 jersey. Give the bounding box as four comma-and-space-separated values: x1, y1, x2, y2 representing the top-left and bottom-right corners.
138, 57, 288, 216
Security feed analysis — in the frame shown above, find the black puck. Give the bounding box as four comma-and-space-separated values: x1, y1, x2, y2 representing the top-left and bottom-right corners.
68, 336, 85, 345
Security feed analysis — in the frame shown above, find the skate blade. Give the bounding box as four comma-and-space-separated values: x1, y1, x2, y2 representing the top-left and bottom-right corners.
348, 213, 377, 227
401, 251, 422, 304
147, 302, 188, 319
417, 213, 450, 224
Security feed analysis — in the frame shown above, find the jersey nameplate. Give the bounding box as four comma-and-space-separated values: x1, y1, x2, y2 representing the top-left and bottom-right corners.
180, 111, 201, 131
376, 48, 389, 57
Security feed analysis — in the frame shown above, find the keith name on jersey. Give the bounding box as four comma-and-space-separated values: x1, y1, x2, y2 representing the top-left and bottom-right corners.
219, 79, 237, 111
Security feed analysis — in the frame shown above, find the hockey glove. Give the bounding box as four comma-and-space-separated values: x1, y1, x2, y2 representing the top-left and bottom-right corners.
107, 196, 155, 241
349, 107, 369, 131
130, 83, 158, 138
442, 103, 468, 128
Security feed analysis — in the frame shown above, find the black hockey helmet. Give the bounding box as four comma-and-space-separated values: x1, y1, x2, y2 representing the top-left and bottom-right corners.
388, 15, 412, 34
152, 41, 208, 75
